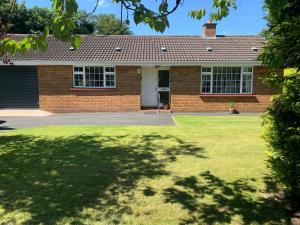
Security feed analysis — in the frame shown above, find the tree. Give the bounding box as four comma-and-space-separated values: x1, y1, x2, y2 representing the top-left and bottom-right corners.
95, 14, 132, 35
0, 3, 95, 35
10, 6, 53, 34
261, 0, 300, 199
0, 0, 237, 57
73, 11, 96, 34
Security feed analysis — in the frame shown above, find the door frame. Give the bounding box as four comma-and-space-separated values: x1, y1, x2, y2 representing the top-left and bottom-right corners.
141, 67, 170, 108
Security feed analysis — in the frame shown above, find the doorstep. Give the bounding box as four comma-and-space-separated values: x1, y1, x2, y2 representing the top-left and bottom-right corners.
141, 108, 171, 114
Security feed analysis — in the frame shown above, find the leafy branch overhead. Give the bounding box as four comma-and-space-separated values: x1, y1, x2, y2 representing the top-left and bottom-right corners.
0, 0, 237, 56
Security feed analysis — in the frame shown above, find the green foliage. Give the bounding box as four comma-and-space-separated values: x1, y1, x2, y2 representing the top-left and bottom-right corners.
95, 14, 132, 35
189, 9, 206, 20
260, 0, 300, 70
189, 0, 237, 21
0, 0, 237, 57
0, 3, 95, 35
262, 74, 300, 198
0, 0, 16, 27
0, 0, 80, 55
260, 0, 300, 199
73, 11, 96, 34
228, 102, 235, 108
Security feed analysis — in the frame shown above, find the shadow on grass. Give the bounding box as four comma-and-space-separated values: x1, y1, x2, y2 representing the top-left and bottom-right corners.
164, 171, 288, 225
0, 133, 204, 224
0, 126, 15, 131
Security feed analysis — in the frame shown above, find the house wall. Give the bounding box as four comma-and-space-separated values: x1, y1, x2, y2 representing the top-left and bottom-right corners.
38, 65, 141, 113
38, 65, 278, 113
170, 66, 279, 112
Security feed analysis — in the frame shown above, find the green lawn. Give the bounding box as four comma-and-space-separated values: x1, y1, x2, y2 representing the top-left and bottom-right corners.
0, 116, 288, 225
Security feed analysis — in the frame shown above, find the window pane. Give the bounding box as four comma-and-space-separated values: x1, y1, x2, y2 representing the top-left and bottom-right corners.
202, 67, 211, 73
201, 74, 211, 93
243, 67, 252, 73
242, 74, 252, 93
105, 74, 115, 87
212, 67, 241, 93
105, 67, 114, 73
74, 74, 84, 87
85, 66, 104, 87
158, 70, 169, 87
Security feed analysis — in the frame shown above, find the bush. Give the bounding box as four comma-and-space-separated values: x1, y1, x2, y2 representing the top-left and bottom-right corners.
262, 74, 300, 199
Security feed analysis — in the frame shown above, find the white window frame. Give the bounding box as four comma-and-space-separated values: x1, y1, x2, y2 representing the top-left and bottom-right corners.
73, 66, 85, 87
241, 67, 253, 94
73, 66, 116, 88
200, 66, 253, 94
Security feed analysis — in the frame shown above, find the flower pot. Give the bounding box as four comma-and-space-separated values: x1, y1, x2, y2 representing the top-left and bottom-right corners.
229, 107, 239, 114
163, 104, 170, 110
229, 107, 235, 114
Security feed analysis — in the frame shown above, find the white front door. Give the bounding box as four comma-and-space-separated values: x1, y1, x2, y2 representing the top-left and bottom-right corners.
141, 68, 158, 107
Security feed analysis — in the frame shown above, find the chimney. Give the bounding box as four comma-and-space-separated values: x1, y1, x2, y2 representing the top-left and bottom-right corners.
203, 20, 217, 38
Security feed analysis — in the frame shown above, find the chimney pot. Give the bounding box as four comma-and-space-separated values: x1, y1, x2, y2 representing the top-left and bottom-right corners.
203, 20, 217, 38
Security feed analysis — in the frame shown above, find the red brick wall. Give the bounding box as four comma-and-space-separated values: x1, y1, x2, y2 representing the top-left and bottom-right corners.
38, 65, 278, 113
203, 23, 216, 38
170, 66, 279, 112
38, 65, 141, 112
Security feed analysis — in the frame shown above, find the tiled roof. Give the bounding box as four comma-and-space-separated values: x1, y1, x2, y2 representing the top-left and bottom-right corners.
9, 34, 264, 63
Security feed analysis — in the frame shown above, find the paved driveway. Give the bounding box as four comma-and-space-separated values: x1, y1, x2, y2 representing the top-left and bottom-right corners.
0, 112, 175, 132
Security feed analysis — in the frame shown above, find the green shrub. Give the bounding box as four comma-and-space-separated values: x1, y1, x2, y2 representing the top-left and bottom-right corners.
262, 74, 300, 199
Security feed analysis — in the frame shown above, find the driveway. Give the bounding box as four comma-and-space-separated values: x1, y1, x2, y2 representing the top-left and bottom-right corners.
0, 112, 175, 132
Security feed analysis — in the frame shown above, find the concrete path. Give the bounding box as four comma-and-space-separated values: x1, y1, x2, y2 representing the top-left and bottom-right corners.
0, 109, 53, 117
0, 112, 175, 132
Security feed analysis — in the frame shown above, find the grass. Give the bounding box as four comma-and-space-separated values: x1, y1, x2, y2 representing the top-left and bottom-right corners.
0, 116, 288, 225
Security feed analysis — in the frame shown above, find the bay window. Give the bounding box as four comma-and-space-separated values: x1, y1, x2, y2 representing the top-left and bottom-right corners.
73, 66, 116, 88
201, 66, 253, 94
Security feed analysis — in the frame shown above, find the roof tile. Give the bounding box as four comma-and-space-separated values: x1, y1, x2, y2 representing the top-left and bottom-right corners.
9, 34, 264, 62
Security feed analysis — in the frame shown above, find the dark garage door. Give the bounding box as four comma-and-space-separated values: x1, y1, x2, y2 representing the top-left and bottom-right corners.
0, 66, 39, 108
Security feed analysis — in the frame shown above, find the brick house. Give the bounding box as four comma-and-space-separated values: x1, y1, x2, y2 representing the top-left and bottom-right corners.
0, 22, 278, 113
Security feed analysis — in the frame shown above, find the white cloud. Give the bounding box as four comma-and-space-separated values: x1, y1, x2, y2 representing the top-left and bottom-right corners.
88, 0, 109, 8
97, 0, 109, 8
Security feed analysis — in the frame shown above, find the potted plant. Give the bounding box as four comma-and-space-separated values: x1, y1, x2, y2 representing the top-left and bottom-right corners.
163, 103, 170, 110
228, 102, 237, 114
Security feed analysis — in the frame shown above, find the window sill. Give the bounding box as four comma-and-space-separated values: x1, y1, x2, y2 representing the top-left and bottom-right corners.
199, 94, 256, 97
70, 87, 116, 91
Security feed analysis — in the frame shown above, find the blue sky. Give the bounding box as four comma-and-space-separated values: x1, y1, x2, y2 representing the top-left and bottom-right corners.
21, 0, 266, 35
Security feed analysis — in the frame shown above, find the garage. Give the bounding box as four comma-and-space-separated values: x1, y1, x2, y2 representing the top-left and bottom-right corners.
0, 66, 39, 108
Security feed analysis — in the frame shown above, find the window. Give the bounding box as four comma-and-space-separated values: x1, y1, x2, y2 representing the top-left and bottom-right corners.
73, 66, 116, 88
158, 70, 170, 88
201, 66, 253, 94
201, 67, 212, 93
242, 67, 253, 93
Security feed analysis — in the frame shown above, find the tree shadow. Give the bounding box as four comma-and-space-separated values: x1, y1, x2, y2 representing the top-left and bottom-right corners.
0, 133, 204, 224
164, 171, 288, 225
0, 126, 15, 131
